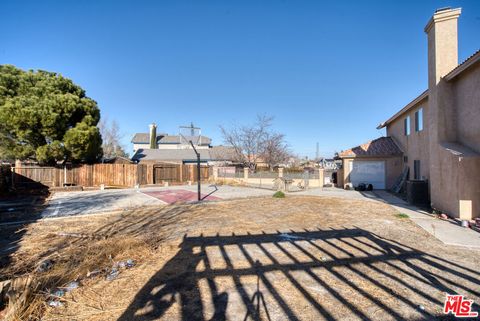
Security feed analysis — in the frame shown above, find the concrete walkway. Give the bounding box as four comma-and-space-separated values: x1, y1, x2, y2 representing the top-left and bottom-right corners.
40, 185, 275, 218
372, 190, 480, 249
296, 187, 378, 201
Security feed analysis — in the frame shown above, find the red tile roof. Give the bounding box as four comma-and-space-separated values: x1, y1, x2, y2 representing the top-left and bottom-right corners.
445, 49, 480, 81
339, 137, 402, 158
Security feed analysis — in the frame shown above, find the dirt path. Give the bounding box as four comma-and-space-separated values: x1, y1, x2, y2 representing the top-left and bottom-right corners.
4, 196, 480, 321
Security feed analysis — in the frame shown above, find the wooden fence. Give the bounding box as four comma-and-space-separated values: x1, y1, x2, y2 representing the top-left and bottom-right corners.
153, 164, 209, 184
11, 163, 210, 189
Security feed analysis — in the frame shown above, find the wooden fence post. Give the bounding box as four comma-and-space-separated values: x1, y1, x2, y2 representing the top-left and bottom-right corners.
189, 165, 194, 182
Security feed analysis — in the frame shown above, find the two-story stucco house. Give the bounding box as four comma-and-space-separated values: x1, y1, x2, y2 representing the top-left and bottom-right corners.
131, 123, 212, 154
340, 8, 480, 219
130, 123, 237, 164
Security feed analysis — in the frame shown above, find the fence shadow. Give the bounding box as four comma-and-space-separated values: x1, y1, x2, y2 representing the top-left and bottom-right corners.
117, 227, 480, 321
0, 175, 50, 274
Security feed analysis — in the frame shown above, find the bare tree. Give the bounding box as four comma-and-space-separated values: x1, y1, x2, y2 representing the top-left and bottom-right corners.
261, 132, 291, 169
220, 115, 290, 170
99, 118, 129, 158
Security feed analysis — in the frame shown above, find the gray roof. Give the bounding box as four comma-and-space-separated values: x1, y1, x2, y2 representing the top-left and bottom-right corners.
209, 145, 238, 161
131, 133, 211, 145
132, 148, 212, 162
131, 133, 164, 143
132, 145, 238, 163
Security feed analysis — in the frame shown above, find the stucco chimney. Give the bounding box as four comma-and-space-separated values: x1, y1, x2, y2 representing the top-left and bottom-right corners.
149, 123, 157, 149
425, 7, 461, 87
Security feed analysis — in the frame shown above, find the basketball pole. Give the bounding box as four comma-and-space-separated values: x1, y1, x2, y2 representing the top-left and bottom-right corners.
189, 140, 201, 201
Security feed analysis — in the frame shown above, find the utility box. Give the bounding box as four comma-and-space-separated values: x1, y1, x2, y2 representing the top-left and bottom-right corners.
406, 180, 429, 205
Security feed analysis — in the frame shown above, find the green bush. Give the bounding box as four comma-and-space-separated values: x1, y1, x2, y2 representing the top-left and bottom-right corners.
273, 191, 285, 198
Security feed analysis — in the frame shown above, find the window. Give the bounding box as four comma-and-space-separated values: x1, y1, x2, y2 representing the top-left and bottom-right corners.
415, 108, 423, 132
414, 160, 421, 180
404, 116, 411, 136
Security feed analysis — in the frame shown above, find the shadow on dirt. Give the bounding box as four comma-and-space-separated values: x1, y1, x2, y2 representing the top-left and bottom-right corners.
0, 183, 50, 272
117, 227, 480, 321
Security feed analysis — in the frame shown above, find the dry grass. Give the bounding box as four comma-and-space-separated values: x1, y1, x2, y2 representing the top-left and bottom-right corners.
1, 231, 153, 320
1, 196, 479, 321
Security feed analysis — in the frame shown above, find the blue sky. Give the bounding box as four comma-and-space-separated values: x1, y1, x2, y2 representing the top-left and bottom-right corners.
2, 0, 479, 158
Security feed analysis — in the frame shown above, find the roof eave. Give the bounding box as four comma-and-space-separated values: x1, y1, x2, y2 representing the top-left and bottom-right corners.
445, 50, 480, 81
378, 90, 428, 129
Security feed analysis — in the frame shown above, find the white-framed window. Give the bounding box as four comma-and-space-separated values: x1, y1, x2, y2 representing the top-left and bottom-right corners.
415, 108, 423, 132
404, 116, 411, 136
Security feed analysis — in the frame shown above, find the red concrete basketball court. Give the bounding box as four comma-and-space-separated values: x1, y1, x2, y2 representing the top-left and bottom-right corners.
142, 189, 220, 204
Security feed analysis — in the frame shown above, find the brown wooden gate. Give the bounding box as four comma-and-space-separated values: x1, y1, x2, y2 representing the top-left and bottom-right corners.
154, 164, 181, 184
153, 163, 210, 184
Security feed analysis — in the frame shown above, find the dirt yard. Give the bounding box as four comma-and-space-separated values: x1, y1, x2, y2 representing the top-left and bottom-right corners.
2, 195, 479, 321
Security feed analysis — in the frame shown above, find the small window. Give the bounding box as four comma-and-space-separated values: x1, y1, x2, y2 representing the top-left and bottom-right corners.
415, 108, 423, 132
403, 156, 408, 163
404, 116, 411, 136
414, 160, 421, 180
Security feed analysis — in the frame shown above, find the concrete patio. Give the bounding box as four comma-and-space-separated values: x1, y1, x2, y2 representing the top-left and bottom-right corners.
371, 190, 480, 249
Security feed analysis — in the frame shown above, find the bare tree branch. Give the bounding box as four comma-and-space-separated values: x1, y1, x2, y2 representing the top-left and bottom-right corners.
220, 115, 290, 170
99, 118, 129, 158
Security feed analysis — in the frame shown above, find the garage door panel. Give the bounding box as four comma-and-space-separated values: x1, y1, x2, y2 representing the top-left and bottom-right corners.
350, 161, 385, 189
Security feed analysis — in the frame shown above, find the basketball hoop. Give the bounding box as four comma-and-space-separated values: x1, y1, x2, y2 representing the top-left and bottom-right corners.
179, 123, 202, 148
179, 123, 202, 201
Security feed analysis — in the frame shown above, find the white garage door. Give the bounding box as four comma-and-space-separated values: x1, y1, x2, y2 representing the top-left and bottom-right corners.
350, 161, 385, 189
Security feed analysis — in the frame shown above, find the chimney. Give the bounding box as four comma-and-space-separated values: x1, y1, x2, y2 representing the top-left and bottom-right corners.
149, 123, 157, 149
424, 7, 461, 87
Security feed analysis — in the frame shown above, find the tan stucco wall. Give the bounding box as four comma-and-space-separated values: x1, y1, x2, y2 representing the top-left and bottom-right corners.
428, 69, 480, 219
214, 176, 323, 189
378, 9, 480, 219
386, 97, 430, 181
431, 146, 480, 219
341, 157, 402, 190
425, 8, 480, 219
453, 63, 480, 152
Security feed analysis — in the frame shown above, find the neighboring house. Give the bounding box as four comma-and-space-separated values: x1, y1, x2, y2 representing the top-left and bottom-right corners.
245, 154, 269, 169
208, 145, 241, 165
131, 124, 237, 164
339, 137, 403, 189
101, 156, 134, 164
131, 123, 211, 154
132, 148, 212, 164
340, 8, 480, 219
318, 158, 342, 170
